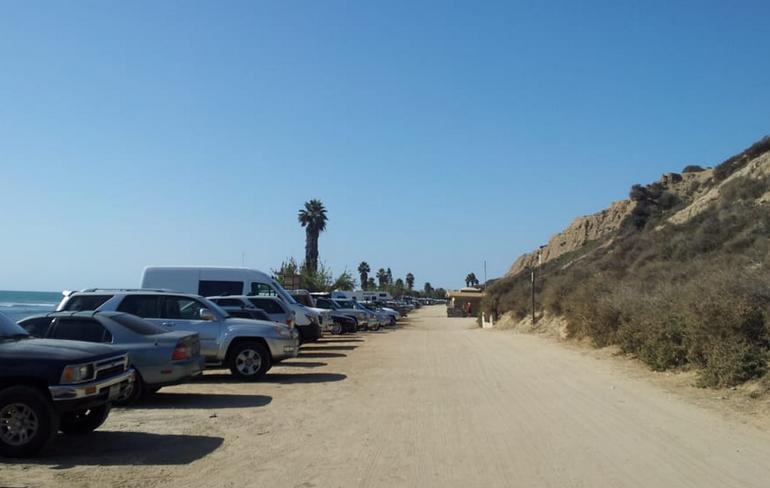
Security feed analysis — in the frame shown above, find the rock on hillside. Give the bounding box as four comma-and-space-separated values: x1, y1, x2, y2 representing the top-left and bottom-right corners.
507, 199, 634, 276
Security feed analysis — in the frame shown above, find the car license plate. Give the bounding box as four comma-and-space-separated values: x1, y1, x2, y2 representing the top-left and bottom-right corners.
108, 384, 122, 401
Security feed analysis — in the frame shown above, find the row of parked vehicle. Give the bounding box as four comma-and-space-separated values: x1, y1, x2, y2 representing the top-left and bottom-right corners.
0, 266, 418, 458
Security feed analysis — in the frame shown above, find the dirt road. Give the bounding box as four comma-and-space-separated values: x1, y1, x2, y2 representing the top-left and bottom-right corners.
4, 306, 770, 487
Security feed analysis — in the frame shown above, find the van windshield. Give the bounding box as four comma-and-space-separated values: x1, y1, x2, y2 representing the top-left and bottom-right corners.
271, 280, 298, 305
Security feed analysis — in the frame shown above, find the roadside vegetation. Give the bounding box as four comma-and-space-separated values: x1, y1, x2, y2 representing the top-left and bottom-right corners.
485, 138, 770, 387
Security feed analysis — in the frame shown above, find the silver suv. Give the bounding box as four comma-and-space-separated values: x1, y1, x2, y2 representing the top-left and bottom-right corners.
57, 289, 299, 380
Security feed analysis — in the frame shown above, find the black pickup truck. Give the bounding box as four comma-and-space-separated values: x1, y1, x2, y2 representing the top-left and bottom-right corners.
0, 313, 134, 457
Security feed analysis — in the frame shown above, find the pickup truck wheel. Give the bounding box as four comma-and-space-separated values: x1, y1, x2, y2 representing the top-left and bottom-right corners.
0, 386, 59, 458
59, 405, 110, 435
229, 342, 271, 380
331, 323, 343, 335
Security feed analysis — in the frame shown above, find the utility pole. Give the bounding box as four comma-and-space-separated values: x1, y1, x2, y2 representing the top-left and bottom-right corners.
483, 260, 487, 289
531, 246, 545, 326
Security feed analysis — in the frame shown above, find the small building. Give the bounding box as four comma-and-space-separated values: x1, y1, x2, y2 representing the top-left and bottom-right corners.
446, 288, 484, 317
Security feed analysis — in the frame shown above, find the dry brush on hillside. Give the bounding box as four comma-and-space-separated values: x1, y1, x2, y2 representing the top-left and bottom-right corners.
486, 137, 770, 387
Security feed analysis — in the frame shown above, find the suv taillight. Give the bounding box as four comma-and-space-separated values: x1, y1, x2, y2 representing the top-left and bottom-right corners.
172, 342, 190, 361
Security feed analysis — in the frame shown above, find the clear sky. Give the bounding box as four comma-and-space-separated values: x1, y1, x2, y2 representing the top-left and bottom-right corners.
1, 1, 768, 292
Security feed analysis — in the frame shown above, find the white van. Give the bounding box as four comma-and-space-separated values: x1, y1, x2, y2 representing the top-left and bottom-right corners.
141, 266, 323, 340
330, 290, 393, 302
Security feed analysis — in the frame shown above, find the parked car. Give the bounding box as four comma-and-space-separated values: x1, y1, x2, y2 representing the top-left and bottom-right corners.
313, 296, 370, 331
140, 266, 324, 334
18, 312, 204, 404
57, 290, 299, 380
0, 312, 134, 457
362, 302, 399, 326
208, 295, 304, 335
291, 290, 356, 334
336, 299, 382, 331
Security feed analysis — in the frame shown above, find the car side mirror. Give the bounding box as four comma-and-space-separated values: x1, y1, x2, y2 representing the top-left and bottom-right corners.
199, 308, 216, 321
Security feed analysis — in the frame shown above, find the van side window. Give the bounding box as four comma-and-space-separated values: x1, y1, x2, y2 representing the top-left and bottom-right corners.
250, 283, 277, 297
199, 280, 243, 297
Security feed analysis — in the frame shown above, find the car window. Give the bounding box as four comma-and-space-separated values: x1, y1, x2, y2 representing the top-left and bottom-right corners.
62, 294, 114, 311
49, 318, 113, 343
248, 298, 284, 314
199, 280, 243, 297
117, 295, 161, 318
18, 317, 54, 338
111, 314, 169, 335
315, 298, 334, 309
291, 294, 313, 307
250, 282, 278, 297
213, 298, 244, 307
162, 296, 208, 320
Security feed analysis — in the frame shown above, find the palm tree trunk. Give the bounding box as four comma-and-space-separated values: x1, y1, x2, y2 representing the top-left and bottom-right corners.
305, 228, 319, 272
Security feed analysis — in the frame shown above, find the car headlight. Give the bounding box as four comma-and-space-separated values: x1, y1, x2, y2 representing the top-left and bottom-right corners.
276, 327, 291, 338
60, 364, 95, 384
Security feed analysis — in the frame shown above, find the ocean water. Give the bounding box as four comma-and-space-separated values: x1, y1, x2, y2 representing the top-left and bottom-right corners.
0, 290, 61, 322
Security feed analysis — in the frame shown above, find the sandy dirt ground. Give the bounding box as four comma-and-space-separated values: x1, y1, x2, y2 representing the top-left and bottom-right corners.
3, 306, 770, 487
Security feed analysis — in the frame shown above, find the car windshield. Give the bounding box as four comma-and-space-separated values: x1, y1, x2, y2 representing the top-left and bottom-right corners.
0, 312, 30, 339
335, 300, 355, 308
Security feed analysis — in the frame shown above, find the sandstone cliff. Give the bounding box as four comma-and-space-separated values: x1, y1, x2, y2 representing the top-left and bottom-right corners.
507, 199, 634, 276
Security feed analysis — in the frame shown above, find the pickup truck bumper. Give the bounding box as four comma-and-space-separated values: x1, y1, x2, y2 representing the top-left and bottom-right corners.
49, 368, 135, 412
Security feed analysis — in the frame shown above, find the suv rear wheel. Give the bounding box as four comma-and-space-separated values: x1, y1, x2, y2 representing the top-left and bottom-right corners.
229, 342, 271, 380
0, 386, 59, 457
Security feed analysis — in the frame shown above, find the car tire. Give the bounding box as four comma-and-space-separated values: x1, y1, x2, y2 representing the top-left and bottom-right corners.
228, 342, 271, 381
371, 322, 382, 331
390, 317, 397, 327
113, 370, 143, 406
331, 323, 343, 335
0, 386, 59, 458
59, 405, 110, 435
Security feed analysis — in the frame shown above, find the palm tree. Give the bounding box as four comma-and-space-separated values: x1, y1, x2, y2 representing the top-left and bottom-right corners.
405, 273, 415, 290
297, 199, 328, 273
376, 268, 388, 289
358, 262, 371, 290
386, 268, 393, 285
465, 272, 478, 287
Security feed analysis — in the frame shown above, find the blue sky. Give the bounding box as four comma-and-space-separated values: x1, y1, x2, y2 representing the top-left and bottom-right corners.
1, 0, 768, 292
